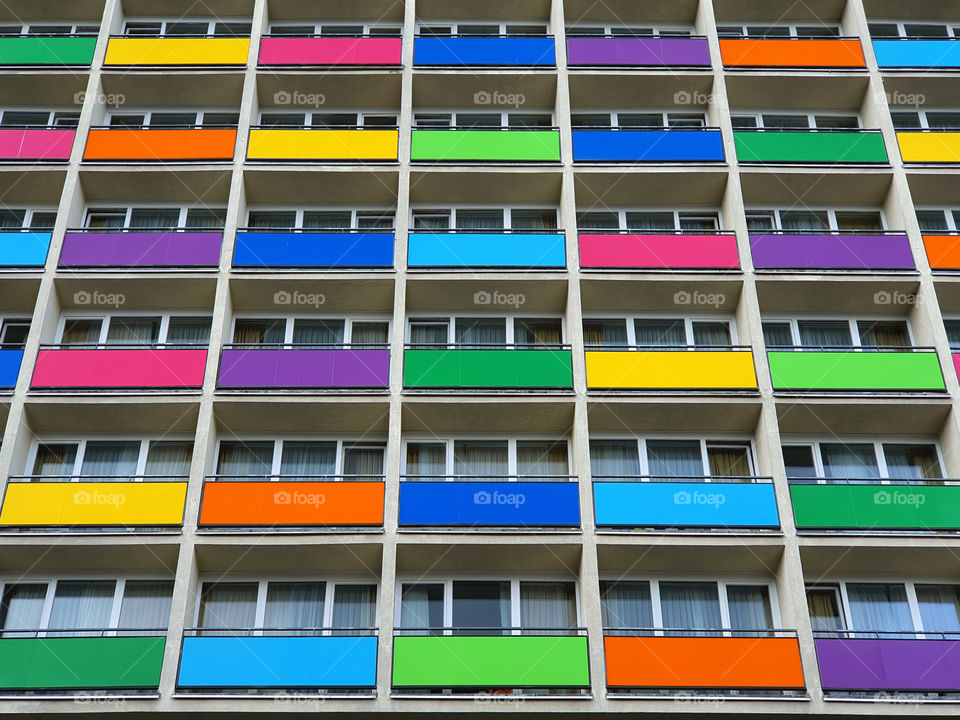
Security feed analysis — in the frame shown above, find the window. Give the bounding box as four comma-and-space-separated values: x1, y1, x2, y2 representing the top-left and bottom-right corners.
0, 208, 55, 230
892, 110, 960, 132
106, 110, 238, 129
404, 438, 569, 480
566, 25, 692, 38
0, 23, 98, 36
583, 317, 737, 349
589, 438, 754, 479
407, 316, 564, 348
781, 440, 943, 481
0, 579, 172, 637
246, 208, 394, 230
571, 111, 707, 129
415, 23, 548, 36
84, 207, 226, 230
411, 207, 558, 231
28, 439, 193, 480
196, 580, 376, 635
732, 112, 861, 130
718, 23, 840, 38
0, 110, 78, 128
214, 439, 386, 479
869, 22, 960, 39
746, 208, 886, 232
56, 315, 211, 347
230, 317, 389, 348
259, 111, 397, 128
413, 112, 554, 129
268, 23, 401, 37
123, 19, 251, 37
578, 209, 721, 231
0, 319, 30, 348
762, 318, 912, 350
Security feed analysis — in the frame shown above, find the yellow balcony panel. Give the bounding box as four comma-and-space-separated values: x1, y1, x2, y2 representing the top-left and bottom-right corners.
897, 132, 960, 163
247, 129, 399, 161
104, 37, 250, 66
585, 350, 758, 390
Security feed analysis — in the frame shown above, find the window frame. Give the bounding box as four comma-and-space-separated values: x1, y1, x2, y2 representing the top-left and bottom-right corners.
780, 437, 944, 482
401, 435, 572, 479
53, 312, 213, 347
588, 434, 758, 480
121, 18, 252, 37
24, 435, 195, 481
760, 316, 916, 349
744, 207, 889, 232
83, 205, 227, 230
582, 314, 741, 349
228, 314, 391, 347
575, 206, 723, 231
570, 110, 708, 130
405, 314, 568, 347
731, 111, 863, 130
212, 437, 388, 479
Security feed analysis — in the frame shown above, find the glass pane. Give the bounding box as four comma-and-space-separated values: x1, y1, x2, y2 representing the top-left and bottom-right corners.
883, 444, 943, 480
0, 210, 25, 228
48, 580, 115, 633
198, 583, 258, 630
945, 320, 960, 351
216, 441, 273, 477
454, 441, 508, 479
514, 319, 562, 346
280, 441, 336, 477
835, 211, 884, 231
858, 320, 909, 347
356, 212, 393, 229
409, 321, 448, 346
145, 442, 192, 479
577, 212, 619, 230
302, 212, 351, 229
583, 320, 628, 346
625, 212, 674, 231
762, 322, 793, 347
905, 24, 949, 38
692, 321, 731, 347
706, 445, 752, 477
512, 210, 557, 230
234, 319, 285, 345
0, 321, 29, 347
782, 446, 816, 478
647, 440, 703, 478
264, 582, 325, 633
589, 440, 640, 477
634, 319, 685, 347
617, 113, 662, 128
745, 212, 775, 230
292, 320, 345, 346
508, 114, 551, 128
916, 585, 960, 636
659, 581, 722, 631
820, 443, 879, 479
61, 319, 102, 345
727, 586, 772, 631
185, 209, 225, 228
312, 113, 357, 128
678, 213, 719, 231
166, 21, 208, 36
814, 115, 859, 129
455, 318, 506, 346
118, 581, 173, 631
917, 210, 949, 232
520, 582, 576, 633
148, 112, 197, 128
797, 320, 852, 348
342, 445, 385, 476
32, 443, 78, 476
780, 211, 829, 231
516, 441, 568, 477
0, 111, 50, 127
248, 211, 296, 228
890, 112, 922, 131
350, 322, 388, 345
600, 581, 652, 629
0, 584, 46, 633
331, 585, 376, 629
806, 588, 843, 631
80, 440, 140, 478
452, 581, 510, 634
412, 212, 450, 230
167, 318, 211, 345
847, 583, 913, 635
29, 212, 56, 229
405, 443, 446, 479
129, 209, 179, 229
761, 114, 809, 129
259, 113, 306, 128
457, 210, 503, 230
105, 317, 161, 345
400, 584, 443, 632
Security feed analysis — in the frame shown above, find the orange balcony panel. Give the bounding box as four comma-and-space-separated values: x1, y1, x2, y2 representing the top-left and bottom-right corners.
84, 128, 237, 161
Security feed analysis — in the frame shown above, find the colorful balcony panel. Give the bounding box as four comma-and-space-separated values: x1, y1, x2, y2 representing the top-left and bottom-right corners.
816, 637, 960, 692
178, 635, 377, 689
413, 37, 556, 66
605, 635, 805, 690
392, 635, 590, 689
233, 231, 394, 268
897, 132, 960, 163
198, 480, 385, 527
733, 130, 888, 164
0, 36, 96, 66
593, 481, 779, 529
408, 232, 565, 268
579, 232, 739, 270
103, 37, 250, 66
0, 231, 50, 267
767, 351, 945, 392
749, 233, 914, 270
218, 348, 390, 388
0, 349, 23, 388
0, 481, 187, 527
84, 129, 237, 162
873, 40, 960, 70
923, 235, 960, 270
403, 349, 573, 389
585, 350, 758, 390
0, 129, 74, 161
260, 36, 401, 66
410, 130, 561, 162
247, 129, 398, 161
31, 349, 208, 389
719, 38, 865, 68
572, 129, 724, 163
59, 231, 222, 268
398, 481, 580, 527
566, 37, 709, 67
0, 636, 165, 690
790, 482, 960, 531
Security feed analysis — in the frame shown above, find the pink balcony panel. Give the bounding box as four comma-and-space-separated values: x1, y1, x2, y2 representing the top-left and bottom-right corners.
0, 129, 75, 161
31, 349, 208, 389
579, 233, 740, 270
259, 37, 402, 66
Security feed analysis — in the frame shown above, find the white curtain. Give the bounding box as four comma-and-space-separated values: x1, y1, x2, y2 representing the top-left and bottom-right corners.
80, 441, 139, 479
406, 443, 446, 480
457, 210, 503, 230
61, 319, 102, 345
454, 441, 508, 480
167, 318, 211, 346
583, 320, 628, 347
216, 442, 273, 477
343, 446, 385, 477
514, 320, 562, 347
452, 581, 510, 634
32, 443, 78, 476
727, 586, 773, 631
762, 323, 793, 348
820, 444, 879, 479
48, 580, 116, 635
455, 319, 506, 347
577, 212, 619, 230
884, 444, 943, 480
520, 582, 576, 634
129, 209, 179, 229
185, 209, 226, 229
847, 583, 914, 636
145, 442, 193, 479
780, 211, 829, 231
634, 320, 685, 347
293, 320, 344, 346
331, 585, 376, 629
198, 582, 258, 631
264, 582, 325, 635
600, 581, 652, 629
590, 440, 640, 477
659, 582, 722, 632
625, 212, 675, 231
647, 441, 703, 479
303, 211, 351, 229
692, 322, 731, 347
351, 322, 388, 346
105, 318, 161, 346
118, 581, 173, 632
409, 322, 448, 346
916, 585, 960, 636
516, 441, 568, 477
280, 442, 336, 477
797, 321, 852, 348
400, 584, 443, 633
1, 584, 46, 634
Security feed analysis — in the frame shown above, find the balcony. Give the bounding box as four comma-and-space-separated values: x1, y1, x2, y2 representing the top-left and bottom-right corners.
392, 630, 590, 690
0, 348, 23, 388
83, 127, 237, 162
0, 632, 165, 691
0, 230, 50, 268
923, 232, 960, 270
604, 630, 805, 692
259, 35, 401, 66
789, 480, 960, 531
217, 346, 390, 389
584, 348, 758, 391
0, 35, 96, 66
177, 630, 377, 690
566, 36, 709, 68
873, 39, 960, 70
733, 129, 888, 164
897, 131, 960, 163
398, 477, 580, 527
816, 632, 960, 693
403, 347, 574, 389
233, 229, 394, 268
572, 128, 725, 163
410, 128, 561, 163
247, 127, 398, 162
719, 37, 866, 69
31, 346, 208, 390
0, 477, 188, 528
579, 230, 739, 270
59, 229, 222, 268
0, 127, 75, 162
413, 36, 556, 67
198, 476, 385, 527
767, 348, 946, 392
593, 477, 779, 529
749, 231, 914, 271
103, 36, 250, 67
408, 230, 565, 269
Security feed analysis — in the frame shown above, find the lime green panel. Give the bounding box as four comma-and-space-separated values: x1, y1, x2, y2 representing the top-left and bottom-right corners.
791, 484, 960, 530
734, 131, 888, 163
411, 130, 561, 161
768, 351, 945, 391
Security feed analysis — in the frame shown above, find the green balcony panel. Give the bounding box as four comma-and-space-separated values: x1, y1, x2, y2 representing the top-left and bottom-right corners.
411, 130, 561, 162
0, 37, 97, 65
768, 351, 945, 391
403, 349, 573, 388
0, 636, 165, 690
791, 483, 960, 530
392, 635, 590, 688
734, 131, 888, 164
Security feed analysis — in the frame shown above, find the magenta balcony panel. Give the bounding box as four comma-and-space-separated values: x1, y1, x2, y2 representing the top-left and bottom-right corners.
579, 232, 739, 270
218, 348, 390, 389
750, 233, 915, 270
31, 349, 207, 389
566, 37, 710, 67
0, 128, 74, 161
259, 36, 402, 66
59, 231, 222, 268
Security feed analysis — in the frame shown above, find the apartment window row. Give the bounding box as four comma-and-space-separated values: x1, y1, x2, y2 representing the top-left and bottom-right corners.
717, 24, 841, 38
571, 112, 707, 129
746, 209, 886, 232
892, 110, 960, 131
584, 317, 736, 348
416, 23, 548, 37
808, 582, 960, 637
414, 112, 553, 129
0, 109, 79, 128
230, 317, 390, 347
408, 316, 565, 348
106, 110, 240, 129
258, 111, 397, 129
411, 208, 557, 231
869, 22, 960, 39
0, 23, 98, 36
247, 209, 392, 230
28, 439, 193, 480
214, 439, 386, 478
403, 438, 570, 479
917, 208, 960, 232
761, 319, 914, 349
566, 25, 694, 38
121, 19, 251, 37
783, 441, 943, 481
732, 113, 861, 130
84, 207, 226, 230
268, 23, 400, 37
577, 209, 720, 232
0, 318, 29, 348
0, 209, 56, 230
54, 314, 211, 347
590, 439, 755, 479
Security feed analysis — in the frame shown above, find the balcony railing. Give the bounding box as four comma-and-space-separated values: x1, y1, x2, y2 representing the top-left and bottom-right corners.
873, 37, 960, 69
720, 36, 866, 69
59, 226, 223, 268
766, 345, 946, 391
0, 34, 97, 66
584, 345, 758, 390
31, 343, 208, 390
217, 343, 390, 389
247, 125, 399, 161
579, 229, 739, 270
0, 345, 23, 388
398, 475, 580, 527
592, 475, 779, 529
734, 127, 888, 164
413, 35, 556, 66
403, 344, 574, 389
921, 230, 960, 269
749, 229, 914, 270
896, 128, 960, 163
566, 35, 710, 67
104, 34, 250, 66
233, 226, 395, 268
572, 126, 725, 163
0, 125, 75, 162
410, 126, 562, 163
83, 125, 238, 162
198, 474, 385, 527
408, 228, 565, 268
259, 34, 402, 66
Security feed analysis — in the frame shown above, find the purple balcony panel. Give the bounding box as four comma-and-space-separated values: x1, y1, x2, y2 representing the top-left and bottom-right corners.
750, 233, 915, 271
60, 231, 223, 268
218, 348, 390, 388
566, 37, 711, 67
816, 637, 960, 693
